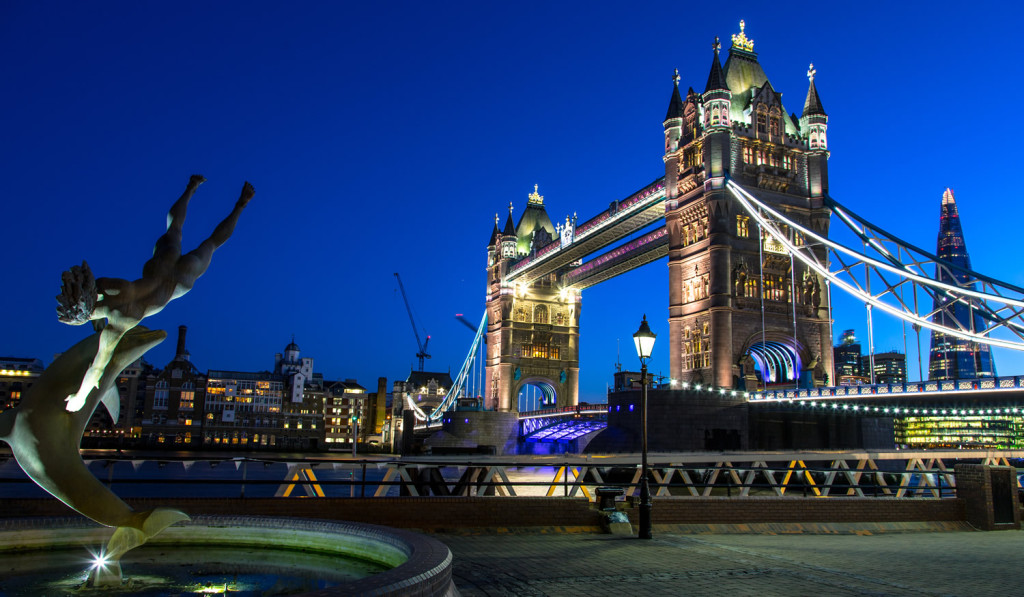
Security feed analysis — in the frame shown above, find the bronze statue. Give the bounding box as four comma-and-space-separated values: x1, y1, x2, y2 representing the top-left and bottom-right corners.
57, 175, 253, 412
1, 174, 253, 585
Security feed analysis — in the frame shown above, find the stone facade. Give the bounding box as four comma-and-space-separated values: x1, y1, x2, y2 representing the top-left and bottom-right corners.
485, 190, 581, 412
664, 26, 833, 390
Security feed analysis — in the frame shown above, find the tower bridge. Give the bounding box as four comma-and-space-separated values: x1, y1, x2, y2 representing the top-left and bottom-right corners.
407, 21, 1024, 453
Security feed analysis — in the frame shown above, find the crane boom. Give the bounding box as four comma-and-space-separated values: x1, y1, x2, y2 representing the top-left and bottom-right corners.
394, 272, 431, 371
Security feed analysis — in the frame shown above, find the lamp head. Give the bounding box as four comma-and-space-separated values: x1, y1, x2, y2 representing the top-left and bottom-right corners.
633, 314, 656, 363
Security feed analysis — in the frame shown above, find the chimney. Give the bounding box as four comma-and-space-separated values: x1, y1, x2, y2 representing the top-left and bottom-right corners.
175, 325, 188, 360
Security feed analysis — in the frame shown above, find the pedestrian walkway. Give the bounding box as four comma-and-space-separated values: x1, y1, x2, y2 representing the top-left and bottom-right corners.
432, 525, 1023, 596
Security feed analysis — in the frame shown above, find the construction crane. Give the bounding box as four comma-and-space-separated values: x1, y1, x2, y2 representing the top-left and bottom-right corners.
454, 313, 477, 332
394, 272, 431, 371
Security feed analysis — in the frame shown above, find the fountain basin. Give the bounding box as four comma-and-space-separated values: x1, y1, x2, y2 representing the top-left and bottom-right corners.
0, 515, 457, 596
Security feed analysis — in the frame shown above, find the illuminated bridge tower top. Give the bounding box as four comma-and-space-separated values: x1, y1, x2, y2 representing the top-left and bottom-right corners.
927, 189, 997, 380
664, 22, 834, 390
485, 188, 581, 412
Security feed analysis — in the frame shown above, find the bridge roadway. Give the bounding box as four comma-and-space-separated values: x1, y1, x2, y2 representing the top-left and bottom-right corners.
505, 177, 666, 286
749, 376, 1024, 413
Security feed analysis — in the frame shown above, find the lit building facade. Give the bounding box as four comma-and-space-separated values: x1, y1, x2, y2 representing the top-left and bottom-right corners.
324, 380, 367, 448
927, 189, 996, 380
0, 357, 43, 413
141, 326, 205, 446
896, 415, 1024, 450
833, 329, 862, 384
276, 338, 325, 450
84, 357, 150, 445
203, 370, 283, 448
862, 351, 906, 385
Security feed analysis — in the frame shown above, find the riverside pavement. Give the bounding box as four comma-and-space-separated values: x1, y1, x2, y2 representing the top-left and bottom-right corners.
431, 523, 1022, 596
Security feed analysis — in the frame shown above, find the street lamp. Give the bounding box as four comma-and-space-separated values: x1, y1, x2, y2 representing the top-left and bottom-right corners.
633, 314, 656, 540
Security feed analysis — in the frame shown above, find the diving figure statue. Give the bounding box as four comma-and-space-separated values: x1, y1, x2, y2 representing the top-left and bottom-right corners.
0, 175, 254, 586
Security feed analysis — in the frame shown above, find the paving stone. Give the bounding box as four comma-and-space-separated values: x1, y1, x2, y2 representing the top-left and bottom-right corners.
431, 527, 1024, 596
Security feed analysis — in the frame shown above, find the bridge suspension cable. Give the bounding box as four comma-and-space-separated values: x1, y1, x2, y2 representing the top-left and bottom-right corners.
725, 179, 1024, 352
409, 312, 488, 426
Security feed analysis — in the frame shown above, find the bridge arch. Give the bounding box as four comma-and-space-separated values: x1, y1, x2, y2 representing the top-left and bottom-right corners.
515, 377, 558, 412
738, 332, 815, 390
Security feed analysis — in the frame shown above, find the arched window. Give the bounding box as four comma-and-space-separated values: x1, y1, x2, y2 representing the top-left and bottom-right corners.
711, 105, 720, 125
534, 304, 548, 324
756, 110, 767, 134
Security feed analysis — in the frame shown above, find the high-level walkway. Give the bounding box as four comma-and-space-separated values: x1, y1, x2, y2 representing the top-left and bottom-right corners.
435, 525, 1022, 596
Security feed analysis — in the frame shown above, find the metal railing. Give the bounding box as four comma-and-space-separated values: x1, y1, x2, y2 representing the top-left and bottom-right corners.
1, 450, 1019, 501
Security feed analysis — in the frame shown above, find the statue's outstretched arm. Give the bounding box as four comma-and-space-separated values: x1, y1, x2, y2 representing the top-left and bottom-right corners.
65, 320, 130, 413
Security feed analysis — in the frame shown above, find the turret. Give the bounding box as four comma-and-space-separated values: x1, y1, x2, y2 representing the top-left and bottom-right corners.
702, 37, 731, 131
800, 63, 828, 151
664, 69, 684, 156
702, 36, 733, 181
500, 203, 517, 259
487, 214, 501, 267
800, 63, 829, 197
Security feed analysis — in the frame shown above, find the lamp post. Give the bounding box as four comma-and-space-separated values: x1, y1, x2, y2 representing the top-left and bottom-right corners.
633, 314, 656, 540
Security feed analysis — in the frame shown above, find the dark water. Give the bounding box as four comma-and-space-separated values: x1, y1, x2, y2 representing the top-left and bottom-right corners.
0, 544, 388, 596
0, 454, 394, 499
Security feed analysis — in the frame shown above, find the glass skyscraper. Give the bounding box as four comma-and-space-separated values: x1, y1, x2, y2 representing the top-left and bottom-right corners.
927, 189, 996, 380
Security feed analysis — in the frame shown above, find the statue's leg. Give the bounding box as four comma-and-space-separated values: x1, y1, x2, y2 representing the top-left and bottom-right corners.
176, 182, 254, 286
197, 182, 253, 251
165, 174, 206, 234
144, 176, 204, 278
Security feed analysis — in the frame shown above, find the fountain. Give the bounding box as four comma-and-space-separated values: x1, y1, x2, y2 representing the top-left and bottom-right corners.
0, 176, 457, 595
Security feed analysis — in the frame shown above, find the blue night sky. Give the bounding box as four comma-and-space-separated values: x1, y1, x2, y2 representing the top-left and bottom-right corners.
3, 1, 1023, 403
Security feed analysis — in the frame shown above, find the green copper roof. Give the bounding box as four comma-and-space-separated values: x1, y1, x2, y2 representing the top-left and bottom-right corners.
515, 185, 556, 255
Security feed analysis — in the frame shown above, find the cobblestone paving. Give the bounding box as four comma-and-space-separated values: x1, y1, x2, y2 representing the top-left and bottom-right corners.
433, 528, 1024, 596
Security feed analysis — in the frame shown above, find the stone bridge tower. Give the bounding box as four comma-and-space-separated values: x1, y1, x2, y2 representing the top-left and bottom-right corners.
484, 186, 581, 412
664, 22, 834, 390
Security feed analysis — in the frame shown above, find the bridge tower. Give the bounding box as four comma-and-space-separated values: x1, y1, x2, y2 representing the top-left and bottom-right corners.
485, 187, 581, 411
665, 22, 833, 390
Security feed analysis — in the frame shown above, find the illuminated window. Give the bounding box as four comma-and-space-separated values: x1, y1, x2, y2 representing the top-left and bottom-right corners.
179, 382, 194, 410
736, 215, 749, 238
743, 146, 754, 164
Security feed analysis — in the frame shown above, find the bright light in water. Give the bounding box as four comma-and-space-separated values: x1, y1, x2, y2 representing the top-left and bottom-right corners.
86, 548, 109, 570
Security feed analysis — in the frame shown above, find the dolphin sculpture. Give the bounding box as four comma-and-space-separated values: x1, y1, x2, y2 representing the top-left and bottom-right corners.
0, 326, 189, 572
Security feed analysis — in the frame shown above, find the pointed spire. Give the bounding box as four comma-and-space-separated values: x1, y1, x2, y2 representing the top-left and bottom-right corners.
488, 213, 500, 246
664, 68, 684, 122
704, 37, 728, 94
802, 63, 826, 117
502, 202, 516, 236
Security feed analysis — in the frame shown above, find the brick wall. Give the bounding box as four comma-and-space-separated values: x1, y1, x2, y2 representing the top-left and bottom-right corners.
954, 464, 1021, 530
0, 496, 965, 530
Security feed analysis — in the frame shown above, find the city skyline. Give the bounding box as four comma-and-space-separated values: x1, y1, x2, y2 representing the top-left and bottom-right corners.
4, 2, 1023, 402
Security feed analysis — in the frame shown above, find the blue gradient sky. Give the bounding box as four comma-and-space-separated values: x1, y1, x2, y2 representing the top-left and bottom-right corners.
3, 2, 1022, 402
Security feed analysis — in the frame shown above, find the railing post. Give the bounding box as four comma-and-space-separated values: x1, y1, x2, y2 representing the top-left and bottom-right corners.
240, 460, 247, 499
361, 462, 367, 498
